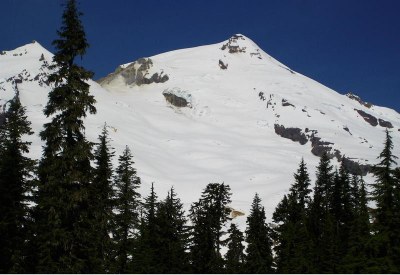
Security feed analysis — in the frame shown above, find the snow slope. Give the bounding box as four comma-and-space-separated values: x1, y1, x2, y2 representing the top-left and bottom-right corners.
1, 36, 399, 229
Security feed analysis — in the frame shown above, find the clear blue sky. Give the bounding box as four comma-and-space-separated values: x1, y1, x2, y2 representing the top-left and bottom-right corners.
2, 0, 400, 112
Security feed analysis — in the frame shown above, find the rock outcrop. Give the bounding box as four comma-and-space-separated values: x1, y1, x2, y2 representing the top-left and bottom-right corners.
274, 124, 308, 145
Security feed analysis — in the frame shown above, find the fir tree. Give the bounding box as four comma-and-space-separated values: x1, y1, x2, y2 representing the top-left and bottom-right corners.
34, 0, 97, 272
341, 175, 371, 273
308, 152, 337, 273
154, 187, 190, 273
90, 124, 115, 272
368, 129, 399, 273
225, 223, 245, 274
112, 146, 141, 273
244, 193, 273, 274
189, 183, 232, 273
133, 183, 160, 273
273, 159, 314, 273
0, 96, 34, 273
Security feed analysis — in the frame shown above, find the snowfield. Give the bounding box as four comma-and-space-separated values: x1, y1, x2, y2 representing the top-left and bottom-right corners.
1, 35, 399, 231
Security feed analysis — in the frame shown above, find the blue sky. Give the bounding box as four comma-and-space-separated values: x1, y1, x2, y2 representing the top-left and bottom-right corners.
2, 0, 400, 112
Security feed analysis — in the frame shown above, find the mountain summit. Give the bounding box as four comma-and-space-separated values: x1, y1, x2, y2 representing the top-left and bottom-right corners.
1, 34, 399, 216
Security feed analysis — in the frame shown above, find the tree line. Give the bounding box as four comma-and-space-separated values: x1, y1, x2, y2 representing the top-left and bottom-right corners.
1, 0, 400, 273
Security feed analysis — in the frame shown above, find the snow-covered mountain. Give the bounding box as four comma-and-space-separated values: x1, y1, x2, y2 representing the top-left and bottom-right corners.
1, 35, 399, 223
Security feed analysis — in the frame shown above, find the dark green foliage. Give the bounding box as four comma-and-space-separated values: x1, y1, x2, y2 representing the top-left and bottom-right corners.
189, 183, 232, 273
91, 124, 115, 272
273, 159, 314, 273
244, 193, 273, 274
132, 183, 160, 273
153, 187, 190, 273
34, 0, 97, 272
368, 129, 399, 273
225, 223, 245, 273
112, 146, 141, 273
0, 96, 34, 273
308, 153, 338, 273
341, 176, 371, 273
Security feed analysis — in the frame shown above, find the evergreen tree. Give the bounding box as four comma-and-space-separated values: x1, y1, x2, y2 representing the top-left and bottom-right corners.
189, 183, 232, 273
290, 158, 312, 208
90, 124, 115, 272
112, 146, 141, 273
224, 223, 245, 274
342, 175, 371, 273
34, 0, 97, 272
244, 193, 273, 273
154, 187, 190, 273
308, 152, 337, 273
331, 162, 353, 263
368, 129, 399, 273
0, 96, 34, 273
273, 159, 314, 273
133, 183, 160, 273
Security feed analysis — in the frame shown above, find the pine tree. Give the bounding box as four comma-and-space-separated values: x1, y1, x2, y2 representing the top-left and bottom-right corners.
112, 146, 141, 273
368, 129, 399, 273
341, 175, 371, 273
291, 158, 312, 208
331, 162, 353, 264
0, 96, 34, 273
225, 223, 245, 274
133, 183, 160, 273
308, 152, 337, 273
90, 124, 115, 272
154, 187, 190, 273
273, 159, 314, 273
244, 193, 273, 273
34, 0, 97, 272
189, 183, 232, 273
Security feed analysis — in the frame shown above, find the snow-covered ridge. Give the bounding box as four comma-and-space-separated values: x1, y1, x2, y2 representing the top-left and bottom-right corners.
1, 35, 399, 227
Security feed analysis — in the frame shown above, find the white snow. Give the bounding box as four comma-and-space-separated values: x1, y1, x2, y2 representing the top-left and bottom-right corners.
1, 35, 399, 232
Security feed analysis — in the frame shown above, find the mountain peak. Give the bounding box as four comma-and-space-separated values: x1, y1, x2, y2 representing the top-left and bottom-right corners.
220, 34, 260, 54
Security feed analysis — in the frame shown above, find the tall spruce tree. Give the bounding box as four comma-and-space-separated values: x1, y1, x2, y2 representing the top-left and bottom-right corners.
244, 193, 273, 274
225, 223, 245, 274
112, 146, 141, 273
34, 0, 97, 272
308, 152, 338, 273
273, 159, 314, 273
91, 124, 115, 272
133, 183, 160, 273
0, 95, 34, 273
189, 183, 232, 273
368, 129, 399, 273
154, 187, 190, 273
341, 175, 371, 273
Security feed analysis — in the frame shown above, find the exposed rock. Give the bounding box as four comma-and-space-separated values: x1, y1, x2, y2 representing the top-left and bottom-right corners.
378, 118, 393, 128
274, 124, 308, 145
355, 109, 378, 127
310, 136, 334, 157
98, 57, 169, 86
343, 126, 352, 135
342, 157, 371, 176
218, 59, 228, 70
221, 34, 247, 53
346, 92, 372, 108
162, 88, 192, 108
39, 53, 45, 61
258, 92, 266, 101
282, 98, 294, 107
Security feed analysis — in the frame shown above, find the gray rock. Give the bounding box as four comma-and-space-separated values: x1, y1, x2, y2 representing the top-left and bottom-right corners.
274, 124, 308, 145
378, 118, 393, 128
282, 99, 294, 107
355, 109, 378, 127
163, 91, 190, 108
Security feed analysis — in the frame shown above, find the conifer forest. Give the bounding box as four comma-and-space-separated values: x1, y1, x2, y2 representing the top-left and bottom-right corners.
1, 1, 400, 273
